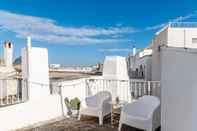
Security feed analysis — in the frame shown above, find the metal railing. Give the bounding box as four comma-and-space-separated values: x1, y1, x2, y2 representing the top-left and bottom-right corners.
50, 78, 161, 103
0, 78, 51, 107
130, 80, 160, 99
85, 79, 129, 102
169, 22, 197, 28
85, 78, 160, 102
0, 78, 26, 106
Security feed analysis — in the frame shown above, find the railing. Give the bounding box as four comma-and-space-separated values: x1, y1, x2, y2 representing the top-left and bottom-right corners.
50, 79, 86, 95
0, 78, 27, 106
169, 22, 197, 28
86, 78, 160, 102
85, 78, 130, 102
130, 80, 160, 99
0, 78, 51, 107
51, 78, 161, 103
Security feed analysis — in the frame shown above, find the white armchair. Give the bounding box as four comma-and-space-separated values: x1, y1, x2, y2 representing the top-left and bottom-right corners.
119, 95, 160, 131
78, 91, 112, 125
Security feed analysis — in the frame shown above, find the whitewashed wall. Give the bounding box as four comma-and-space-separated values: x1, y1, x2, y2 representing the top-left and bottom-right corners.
22, 47, 50, 100
152, 27, 197, 81
161, 47, 197, 131
168, 28, 197, 48
0, 95, 62, 131
127, 54, 152, 80
151, 28, 168, 81
103, 56, 129, 80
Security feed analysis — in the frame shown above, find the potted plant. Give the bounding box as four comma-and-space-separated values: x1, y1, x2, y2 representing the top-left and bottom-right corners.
64, 97, 80, 117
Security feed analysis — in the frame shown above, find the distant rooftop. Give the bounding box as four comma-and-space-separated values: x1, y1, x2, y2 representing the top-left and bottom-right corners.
169, 22, 197, 28
156, 22, 197, 35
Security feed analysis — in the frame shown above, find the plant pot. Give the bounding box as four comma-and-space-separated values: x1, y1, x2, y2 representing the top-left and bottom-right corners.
71, 109, 79, 117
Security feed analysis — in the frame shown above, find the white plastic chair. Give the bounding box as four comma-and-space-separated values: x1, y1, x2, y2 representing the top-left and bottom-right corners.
119, 95, 160, 131
78, 91, 112, 125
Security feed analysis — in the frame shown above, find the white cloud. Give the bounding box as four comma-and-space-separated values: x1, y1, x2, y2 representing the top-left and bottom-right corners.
145, 23, 166, 31
145, 10, 197, 31
0, 10, 136, 45
98, 48, 130, 52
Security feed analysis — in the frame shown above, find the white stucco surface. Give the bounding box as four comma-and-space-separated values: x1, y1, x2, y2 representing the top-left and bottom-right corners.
0, 95, 62, 131
127, 48, 152, 80
4, 42, 13, 67
151, 27, 197, 81
168, 28, 197, 48
151, 28, 168, 81
103, 56, 129, 80
22, 47, 50, 100
161, 47, 197, 131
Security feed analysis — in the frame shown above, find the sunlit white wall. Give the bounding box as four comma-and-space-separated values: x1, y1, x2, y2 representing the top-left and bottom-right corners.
22, 46, 50, 100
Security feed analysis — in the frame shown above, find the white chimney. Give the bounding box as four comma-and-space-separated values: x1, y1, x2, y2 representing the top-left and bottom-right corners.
4, 41, 13, 67
133, 46, 136, 56
27, 36, 32, 48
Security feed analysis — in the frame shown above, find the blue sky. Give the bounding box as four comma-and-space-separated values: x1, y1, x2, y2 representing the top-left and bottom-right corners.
0, 0, 197, 66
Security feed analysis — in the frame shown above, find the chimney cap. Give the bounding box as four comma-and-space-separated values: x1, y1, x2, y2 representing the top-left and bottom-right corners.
4, 41, 12, 48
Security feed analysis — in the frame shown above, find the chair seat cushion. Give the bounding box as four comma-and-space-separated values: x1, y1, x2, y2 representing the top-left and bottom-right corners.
80, 107, 100, 116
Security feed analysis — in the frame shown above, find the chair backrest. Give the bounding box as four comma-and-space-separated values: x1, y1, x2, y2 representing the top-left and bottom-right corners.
124, 95, 160, 118
140, 96, 160, 117
95, 91, 112, 105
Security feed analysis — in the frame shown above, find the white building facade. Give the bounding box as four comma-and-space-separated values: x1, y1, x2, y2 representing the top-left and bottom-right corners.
151, 22, 197, 81
150, 22, 197, 131
127, 48, 152, 80
127, 22, 197, 131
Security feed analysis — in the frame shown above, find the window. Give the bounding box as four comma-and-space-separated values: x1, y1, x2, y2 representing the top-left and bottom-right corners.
192, 38, 197, 43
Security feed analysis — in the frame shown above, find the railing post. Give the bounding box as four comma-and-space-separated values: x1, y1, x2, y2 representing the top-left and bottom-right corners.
0, 80, 2, 105
85, 79, 89, 97
143, 81, 146, 96
59, 84, 65, 116
148, 81, 151, 95
6, 80, 8, 105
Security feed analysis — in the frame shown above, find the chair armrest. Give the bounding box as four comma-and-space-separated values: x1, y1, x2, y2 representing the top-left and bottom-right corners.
147, 104, 160, 120
80, 99, 88, 109
80, 95, 98, 109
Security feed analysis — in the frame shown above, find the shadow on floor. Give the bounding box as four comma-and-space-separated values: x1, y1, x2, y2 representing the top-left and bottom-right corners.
121, 124, 161, 131
19, 116, 161, 131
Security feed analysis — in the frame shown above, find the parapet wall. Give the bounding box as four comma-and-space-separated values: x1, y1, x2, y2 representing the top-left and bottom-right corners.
0, 95, 62, 131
